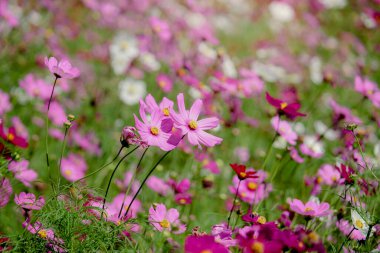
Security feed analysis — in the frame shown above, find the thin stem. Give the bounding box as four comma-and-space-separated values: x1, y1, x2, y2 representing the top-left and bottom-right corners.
57, 125, 70, 191
118, 147, 149, 218
352, 130, 379, 180
45, 76, 58, 191
338, 227, 355, 252
123, 150, 172, 219
72, 146, 124, 185
227, 180, 241, 228
101, 146, 139, 219
262, 116, 280, 170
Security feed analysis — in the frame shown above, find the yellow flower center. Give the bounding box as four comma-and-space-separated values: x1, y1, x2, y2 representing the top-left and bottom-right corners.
188, 120, 198, 130
201, 250, 212, 253
308, 232, 319, 243
305, 207, 313, 212
257, 216, 266, 224
163, 108, 170, 116
280, 102, 288, 110
316, 177, 323, 184
38, 229, 47, 239
159, 219, 170, 228
158, 80, 166, 88
251, 241, 264, 253
65, 170, 72, 176
154, 24, 161, 33
150, 127, 159, 136
177, 68, 187, 77
121, 41, 129, 51
241, 192, 247, 197
247, 182, 257, 191
355, 220, 364, 229
7, 133, 15, 141
239, 172, 247, 178
179, 199, 186, 204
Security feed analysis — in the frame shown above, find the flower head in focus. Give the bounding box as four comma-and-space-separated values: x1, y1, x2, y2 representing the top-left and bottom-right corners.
44, 57, 80, 79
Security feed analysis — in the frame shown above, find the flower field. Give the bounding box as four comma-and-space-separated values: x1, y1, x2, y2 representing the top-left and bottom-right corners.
0, 1, 380, 252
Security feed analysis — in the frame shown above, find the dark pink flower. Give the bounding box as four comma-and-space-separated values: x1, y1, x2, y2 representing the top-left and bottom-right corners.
266, 92, 306, 120
184, 235, 229, 253
170, 93, 222, 148
14, 192, 45, 210
44, 56, 80, 79
0, 122, 28, 148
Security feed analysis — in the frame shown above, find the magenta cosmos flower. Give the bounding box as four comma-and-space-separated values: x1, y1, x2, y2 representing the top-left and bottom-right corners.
288, 199, 330, 217
44, 57, 80, 79
14, 192, 45, 210
148, 203, 186, 234
184, 235, 229, 253
266, 92, 306, 120
170, 93, 222, 148
0, 122, 28, 148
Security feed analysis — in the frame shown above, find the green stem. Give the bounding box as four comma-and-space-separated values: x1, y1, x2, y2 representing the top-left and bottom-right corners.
352, 130, 378, 180
338, 227, 355, 252
57, 125, 70, 191
118, 147, 149, 218
227, 180, 241, 228
123, 150, 172, 219
101, 146, 139, 219
45, 76, 58, 192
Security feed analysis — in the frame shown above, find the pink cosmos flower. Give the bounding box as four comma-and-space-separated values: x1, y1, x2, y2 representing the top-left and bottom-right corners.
107, 193, 141, 219
238, 68, 264, 97
355, 76, 380, 108
19, 74, 51, 100
11, 117, 28, 140
8, 160, 37, 187
147, 176, 170, 196
288, 199, 330, 217
271, 116, 297, 145
23, 221, 55, 240
140, 94, 174, 118
289, 147, 304, 163
167, 178, 191, 194
229, 170, 272, 205
115, 171, 140, 194
71, 130, 102, 156
46, 101, 66, 126
317, 164, 342, 186
60, 153, 88, 182
156, 74, 173, 93
134, 104, 175, 151
44, 57, 80, 79
170, 93, 222, 148
14, 192, 45, 210
211, 223, 237, 247
0, 178, 12, 208
148, 203, 186, 234
175, 193, 192, 205
150, 17, 171, 41
0, 89, 11, 116
184, 235, 229, 253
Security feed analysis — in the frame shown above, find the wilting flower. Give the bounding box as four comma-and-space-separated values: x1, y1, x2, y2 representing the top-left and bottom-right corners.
120, 126, 146, 148
14, 192, 45, 210
288, 198, 330, 217
148, 203, 186, 234
230, 164, 258, 180
170, 93, 222, 148
184, 235, 229, 253
44, 57, 80, 79
266, 92, 306, 120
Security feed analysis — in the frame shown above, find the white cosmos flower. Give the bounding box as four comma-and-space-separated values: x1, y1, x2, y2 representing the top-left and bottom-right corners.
139, 52, 160, 71
119, 78, 146, 106
222, 55, 237, 78
351, 209, 370, 237
110, 33, 139, 75
310, 57, 323, 84
198, 42, 217, 60
319, 0, 346, 9
268, 2, 294, 23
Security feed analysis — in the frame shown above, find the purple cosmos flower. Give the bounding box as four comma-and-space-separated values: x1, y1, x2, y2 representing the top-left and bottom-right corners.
170, 93, 222, 148
288, 198, 330, 217
14, 192, 45, 210
148, 203, 186, 234
44, 57, 80, 79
